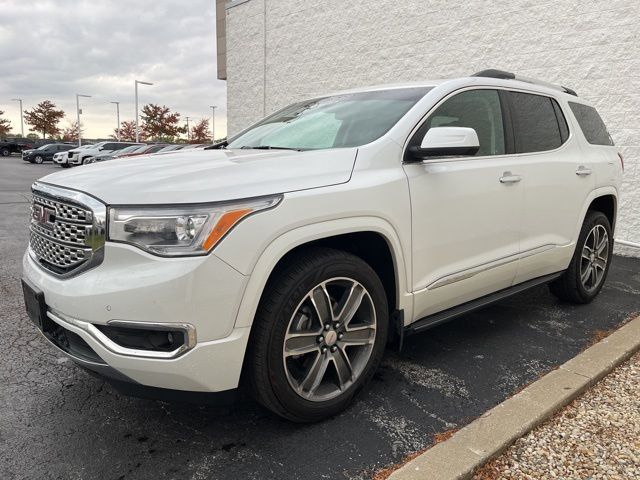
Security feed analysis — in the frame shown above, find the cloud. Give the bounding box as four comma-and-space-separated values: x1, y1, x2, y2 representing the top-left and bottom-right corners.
0, 0, 227, 139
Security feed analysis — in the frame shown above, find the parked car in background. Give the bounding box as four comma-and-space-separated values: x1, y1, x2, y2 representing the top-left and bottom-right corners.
22, 143, 76, 164
1, 138, 34, 156
21, 71, 622, 422
155, 144, 186, 153
90, 144, 146, 163
117, 144, 168, 158
65, 141, 142, 166
53, 144, 94, 168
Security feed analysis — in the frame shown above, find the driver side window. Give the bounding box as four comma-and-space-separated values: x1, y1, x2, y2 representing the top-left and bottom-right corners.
422, 89, 505, 156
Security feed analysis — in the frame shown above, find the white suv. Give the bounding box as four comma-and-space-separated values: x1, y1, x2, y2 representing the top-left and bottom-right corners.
22, 70, 623, 422
61, 141, 141, 167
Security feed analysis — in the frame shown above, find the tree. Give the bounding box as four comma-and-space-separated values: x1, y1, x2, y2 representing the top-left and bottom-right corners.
111, 120, 143, 142
0, 110, 11, 137
190, 119, 211, 143
60, 120, 84, 142
23, 100, 64, 139
141, 104, 184, 141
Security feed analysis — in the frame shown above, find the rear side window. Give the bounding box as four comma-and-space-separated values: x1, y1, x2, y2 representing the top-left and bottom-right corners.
508, 92, 565, 153
569, 102, 614, 146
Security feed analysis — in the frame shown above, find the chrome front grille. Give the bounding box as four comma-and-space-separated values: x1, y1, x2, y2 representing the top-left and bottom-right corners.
29, 183, 106, 277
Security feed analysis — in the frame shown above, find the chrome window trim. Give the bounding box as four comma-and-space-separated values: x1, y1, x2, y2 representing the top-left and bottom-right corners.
47, 310, 197, 360
402, 85, 574, 165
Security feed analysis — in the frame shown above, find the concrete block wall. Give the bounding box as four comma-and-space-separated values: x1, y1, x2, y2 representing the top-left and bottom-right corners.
225, 0, 639, 254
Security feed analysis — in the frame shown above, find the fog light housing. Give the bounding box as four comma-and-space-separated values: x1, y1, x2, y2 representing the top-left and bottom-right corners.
94, 321, 196, 356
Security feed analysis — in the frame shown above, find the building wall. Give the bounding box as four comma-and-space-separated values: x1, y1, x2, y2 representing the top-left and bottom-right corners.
225, 0, 640, 253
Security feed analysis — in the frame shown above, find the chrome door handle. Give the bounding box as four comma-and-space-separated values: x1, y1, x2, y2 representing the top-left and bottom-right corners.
500, 171, 522, 184
576, 166, 592, 176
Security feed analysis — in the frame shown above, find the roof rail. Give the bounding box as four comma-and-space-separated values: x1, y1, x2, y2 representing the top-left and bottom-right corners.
472, 69, 578, 97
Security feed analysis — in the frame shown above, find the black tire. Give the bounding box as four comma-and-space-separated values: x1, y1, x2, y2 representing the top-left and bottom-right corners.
549, 210, 613, 304
82, 156, 93, 165
33, 155, 44, 164
0, 147, 9, 157
246, 247, 389, 422
61, 163, 70, 168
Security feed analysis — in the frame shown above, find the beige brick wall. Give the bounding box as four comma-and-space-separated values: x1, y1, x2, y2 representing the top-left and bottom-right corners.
225, 0, 640, 253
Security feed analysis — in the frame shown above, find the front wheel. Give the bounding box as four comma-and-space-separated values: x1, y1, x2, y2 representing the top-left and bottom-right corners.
246, 248, 388, 422
549, 211, 613, 304
0, 147, 9, 157
61, 163, 70, 168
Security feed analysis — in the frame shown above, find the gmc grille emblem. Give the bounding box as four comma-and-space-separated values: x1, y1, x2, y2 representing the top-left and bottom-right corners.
32, 205, 56, 229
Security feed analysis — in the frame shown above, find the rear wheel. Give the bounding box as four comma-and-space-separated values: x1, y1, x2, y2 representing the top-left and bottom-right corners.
247, 248, 388, 422
549, 211, 612, 303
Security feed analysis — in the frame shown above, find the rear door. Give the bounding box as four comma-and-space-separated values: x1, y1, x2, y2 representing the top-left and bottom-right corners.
404, 88, 523, 320
505, 91, 595, 284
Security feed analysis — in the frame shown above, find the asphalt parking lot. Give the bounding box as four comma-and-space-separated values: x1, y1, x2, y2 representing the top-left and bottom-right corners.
1, 156, 639, 480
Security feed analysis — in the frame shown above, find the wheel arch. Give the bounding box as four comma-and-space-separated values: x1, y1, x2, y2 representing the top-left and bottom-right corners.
231, 218, 412, 331
575, 187, 618, 241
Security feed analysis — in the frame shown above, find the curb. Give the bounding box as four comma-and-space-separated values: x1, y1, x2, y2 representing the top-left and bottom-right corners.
388, 314, 640, 480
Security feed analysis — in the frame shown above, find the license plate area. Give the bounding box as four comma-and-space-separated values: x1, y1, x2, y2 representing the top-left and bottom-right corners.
21, 279, 53, 331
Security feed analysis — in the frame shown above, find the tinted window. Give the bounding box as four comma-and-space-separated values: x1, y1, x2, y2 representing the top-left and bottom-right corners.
228, 87, 432, 150
569, 102, 613, 146
418, 89, 505, 156
508, 92, 563, 153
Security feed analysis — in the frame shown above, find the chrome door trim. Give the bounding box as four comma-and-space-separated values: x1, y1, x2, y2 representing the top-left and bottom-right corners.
423, 244, 558, 291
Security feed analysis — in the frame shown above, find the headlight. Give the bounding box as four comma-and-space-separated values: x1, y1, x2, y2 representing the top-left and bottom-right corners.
108, 195, 282, 256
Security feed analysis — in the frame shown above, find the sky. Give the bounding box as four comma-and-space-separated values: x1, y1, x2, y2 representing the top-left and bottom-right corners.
0, 0, 227, 139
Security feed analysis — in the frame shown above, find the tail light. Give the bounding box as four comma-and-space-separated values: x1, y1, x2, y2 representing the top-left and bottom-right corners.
618, 152, 624, 171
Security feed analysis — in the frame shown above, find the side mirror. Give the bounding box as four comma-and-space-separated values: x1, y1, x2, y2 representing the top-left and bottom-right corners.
410, 127, 480, 159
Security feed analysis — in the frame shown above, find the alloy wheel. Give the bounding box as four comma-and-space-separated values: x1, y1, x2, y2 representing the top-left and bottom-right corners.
580, 224, 609, 292
282, 277, 377, 402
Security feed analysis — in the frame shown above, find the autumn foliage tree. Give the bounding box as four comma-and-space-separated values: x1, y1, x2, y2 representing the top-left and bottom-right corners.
189, 119, 211, 143
111, 120, 144, 142
24, 100, 65, 139
60, 120, 84, 142
141, 104, 184, 141
0, 110, 11, 137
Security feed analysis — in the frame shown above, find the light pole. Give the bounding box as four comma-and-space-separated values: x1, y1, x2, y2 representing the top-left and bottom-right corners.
135, 80, 153, 142
110, 101, 120, 141
185, 116, 191, 142
76, 94, 91, 147
209, 105, 217, 144
11, 98, 24, 137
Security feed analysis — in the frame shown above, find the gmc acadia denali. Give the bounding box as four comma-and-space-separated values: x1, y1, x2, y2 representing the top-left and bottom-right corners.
22, 70, 623, 422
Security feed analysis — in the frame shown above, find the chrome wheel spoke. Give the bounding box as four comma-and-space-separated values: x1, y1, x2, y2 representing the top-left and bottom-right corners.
284, 332, 321, 357
310, 285, 333, 326
340, 326, 375, 346
593, 258, 607, 272
581, 264, 593, 284
581, 246, 592, 261
590, 265, 598, 286
333, 348, 354, 390
596, 233, 608, 255
337, 283, 365, 327
299, 353, 330, 396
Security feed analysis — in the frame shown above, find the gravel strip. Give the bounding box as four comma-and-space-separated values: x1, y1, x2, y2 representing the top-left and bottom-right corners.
473, 352, 640, 479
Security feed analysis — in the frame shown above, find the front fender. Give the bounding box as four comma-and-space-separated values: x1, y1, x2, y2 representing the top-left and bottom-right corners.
220, 216, 413, 330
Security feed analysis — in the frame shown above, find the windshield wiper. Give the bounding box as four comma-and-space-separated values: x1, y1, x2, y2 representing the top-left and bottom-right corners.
240, 145, 302, 151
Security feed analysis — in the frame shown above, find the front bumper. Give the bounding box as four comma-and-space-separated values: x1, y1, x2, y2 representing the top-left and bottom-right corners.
23, 242, 252, 392
54, 155, 69, 165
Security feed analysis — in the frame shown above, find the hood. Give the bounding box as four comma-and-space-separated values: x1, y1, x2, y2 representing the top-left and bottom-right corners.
38, 148, 357, 205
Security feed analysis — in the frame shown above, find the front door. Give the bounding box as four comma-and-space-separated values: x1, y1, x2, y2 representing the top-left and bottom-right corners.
403, 88, 523, 321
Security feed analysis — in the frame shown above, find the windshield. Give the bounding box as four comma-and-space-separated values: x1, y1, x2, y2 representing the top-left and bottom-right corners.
227, 87, 431, 151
